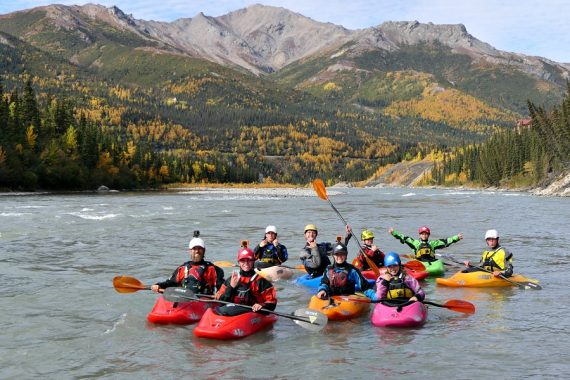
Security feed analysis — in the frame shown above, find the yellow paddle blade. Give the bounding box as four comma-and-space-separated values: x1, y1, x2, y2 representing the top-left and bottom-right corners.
312, 179, 328, 200
213, 261, 237, 267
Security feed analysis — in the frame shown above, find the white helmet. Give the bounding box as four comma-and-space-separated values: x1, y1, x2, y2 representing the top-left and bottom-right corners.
189, 237, 205, 249
265, 225, 277, 234
484, 229, 499, 239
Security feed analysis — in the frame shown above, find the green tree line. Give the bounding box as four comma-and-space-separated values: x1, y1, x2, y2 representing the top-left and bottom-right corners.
430, 84, 570, 187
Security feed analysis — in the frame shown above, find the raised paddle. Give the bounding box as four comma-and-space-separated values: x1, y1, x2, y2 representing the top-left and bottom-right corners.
339, 295, 475, 314
312, 179, 380, 277
113, 276, 151, 293
214, 261, 306, 271
442, 254, 542, 290
163, 287, 328, 332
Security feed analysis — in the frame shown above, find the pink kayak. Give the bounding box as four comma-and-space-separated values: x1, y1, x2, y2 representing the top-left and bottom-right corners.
370, 300, 428, 328
147, 295, 210, 325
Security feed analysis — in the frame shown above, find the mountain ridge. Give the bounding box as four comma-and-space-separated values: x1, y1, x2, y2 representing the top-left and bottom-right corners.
1, 3, 568, 81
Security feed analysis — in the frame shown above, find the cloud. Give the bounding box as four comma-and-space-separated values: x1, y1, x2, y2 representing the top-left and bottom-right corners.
1, 0, 569, 62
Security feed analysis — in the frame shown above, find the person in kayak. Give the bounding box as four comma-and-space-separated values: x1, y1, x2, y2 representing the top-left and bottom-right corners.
150, 237, 225, 295
253, 225, 288, 269
316, 241, 371, 299
299, 224, 333, 278
214, 242, 278, 316
464, 229, 514, 277
345, 225, 385, 270
388, 226, 463, 262
364, 252, 425, 303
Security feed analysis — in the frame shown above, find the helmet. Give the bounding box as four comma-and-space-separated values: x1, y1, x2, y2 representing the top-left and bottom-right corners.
332, 242, 348, 256
384, 252, 401, 267
304, 224, 318, 234
361, 230, 374, 240
265, 225, 277, 234
189, 238, 205, 249
418, 226, 431, 235
485, 229, 499, 239
237, 247, 255, 261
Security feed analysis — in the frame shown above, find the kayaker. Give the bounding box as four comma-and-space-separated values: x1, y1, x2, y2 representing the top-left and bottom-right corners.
253, 225, 288, 269
388, 226, 463, 262
364, 252, 425, 302
214, 242, 277, 316
316, 241, 371, 299
299, 224, 333, 278
464, 229, 514, 277
150, 237, 225, 295
345, 225, 385, 270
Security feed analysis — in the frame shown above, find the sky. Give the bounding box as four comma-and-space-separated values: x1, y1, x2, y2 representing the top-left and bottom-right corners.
1, 0, 569, 63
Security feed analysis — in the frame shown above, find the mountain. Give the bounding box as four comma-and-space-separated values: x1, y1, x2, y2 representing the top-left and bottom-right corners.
0, 3, 568, 188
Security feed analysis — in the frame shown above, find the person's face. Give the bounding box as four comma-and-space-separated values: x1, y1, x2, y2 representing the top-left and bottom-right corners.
238, 258, 254, 271
333, 253, 347, 264
189, 247, 205, 261
364, 238, 374, 245
265, 231, 277, 243
387, 264, 400, 276
419, 232, 429, 240
486, 237, 498, 249
305, 230, 317, 242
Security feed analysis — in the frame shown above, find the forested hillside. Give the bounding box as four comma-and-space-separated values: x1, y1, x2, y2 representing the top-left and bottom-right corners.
428, 85, 570, 188
1, 4, 568, 191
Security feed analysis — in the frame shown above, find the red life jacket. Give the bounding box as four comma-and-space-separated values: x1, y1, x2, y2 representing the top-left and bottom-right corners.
175, 262, 215, 294
233, 273, 260, 306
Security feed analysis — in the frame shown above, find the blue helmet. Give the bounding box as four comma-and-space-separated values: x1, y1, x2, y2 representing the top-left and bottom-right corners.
384, 252, 401, 267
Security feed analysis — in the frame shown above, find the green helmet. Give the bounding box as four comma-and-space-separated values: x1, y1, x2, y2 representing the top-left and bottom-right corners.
361, 230, 374, 240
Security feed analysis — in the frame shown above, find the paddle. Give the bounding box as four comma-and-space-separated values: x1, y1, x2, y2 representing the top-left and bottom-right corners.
214, 261, 306, 271
403, 260, 427, 272
113, 276, 151, 293
401, 253, 457, 267
442, 254, 542, 290
163, 287, 328, 332
337, 294, 475, 314
312, 179, 380, 277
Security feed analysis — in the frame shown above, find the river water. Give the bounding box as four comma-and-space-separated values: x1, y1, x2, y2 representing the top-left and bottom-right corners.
1, 187, 569, 379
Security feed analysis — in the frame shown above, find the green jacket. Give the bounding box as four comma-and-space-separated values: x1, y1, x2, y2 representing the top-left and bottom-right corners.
391, 229, 461, 260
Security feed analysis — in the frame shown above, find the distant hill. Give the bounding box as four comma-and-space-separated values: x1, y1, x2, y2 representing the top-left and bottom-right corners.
0, 3, 568, 188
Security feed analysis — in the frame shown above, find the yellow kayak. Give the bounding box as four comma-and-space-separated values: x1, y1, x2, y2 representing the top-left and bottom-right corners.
436, 270, 540, 288
307, 294, 370, 320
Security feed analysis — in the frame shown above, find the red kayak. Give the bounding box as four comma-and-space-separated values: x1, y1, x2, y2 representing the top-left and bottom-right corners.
362, 267, 428, 282
193, 307, 278, 339
147, 295, 210, 325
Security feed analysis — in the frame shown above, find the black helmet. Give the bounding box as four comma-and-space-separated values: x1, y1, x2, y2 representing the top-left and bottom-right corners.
332, 243, 348, 255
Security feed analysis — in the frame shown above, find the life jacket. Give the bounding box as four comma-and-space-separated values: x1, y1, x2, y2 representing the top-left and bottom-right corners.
258, 244, 281, 265
303, 243, 331, 277
356, 245, 384, 269
482, 247, 511, 272
327, 266, 355, 295
386, 272, 415, 300
233, 273, 260, 306
415, 241, 435, 260
175, 262, 214, 294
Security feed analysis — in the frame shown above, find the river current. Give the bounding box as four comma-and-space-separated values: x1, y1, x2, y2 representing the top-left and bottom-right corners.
1, 187, 568, 379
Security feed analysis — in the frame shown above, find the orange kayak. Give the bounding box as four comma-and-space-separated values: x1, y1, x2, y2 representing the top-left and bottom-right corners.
307, 294, 370, 321
436, 270, 539, 288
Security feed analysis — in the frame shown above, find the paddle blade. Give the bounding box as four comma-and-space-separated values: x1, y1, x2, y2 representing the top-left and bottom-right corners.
404, 260, 426, 271
444, 300, 476, 314
163, 287, 197, 302
312, 179, 328, 200
517, 281, 542, 290
214, 261, 237, 268
113, 276, 149, 293
292, 308, 328, 332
